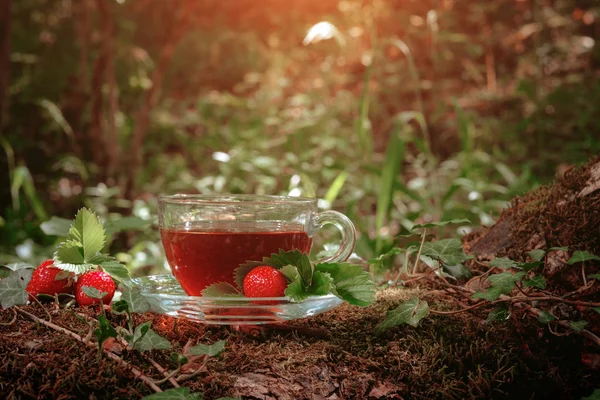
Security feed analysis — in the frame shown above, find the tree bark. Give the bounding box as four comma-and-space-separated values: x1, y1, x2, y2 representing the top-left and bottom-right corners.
0, 0, 12, 130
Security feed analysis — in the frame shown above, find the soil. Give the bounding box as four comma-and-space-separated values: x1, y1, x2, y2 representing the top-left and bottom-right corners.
1, 287, 599, 400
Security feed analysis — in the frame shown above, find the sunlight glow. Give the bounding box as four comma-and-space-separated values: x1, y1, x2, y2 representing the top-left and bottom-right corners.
303, 21, 346, 46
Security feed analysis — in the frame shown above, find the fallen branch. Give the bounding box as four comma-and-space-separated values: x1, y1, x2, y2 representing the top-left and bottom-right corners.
15, 307, 163, 393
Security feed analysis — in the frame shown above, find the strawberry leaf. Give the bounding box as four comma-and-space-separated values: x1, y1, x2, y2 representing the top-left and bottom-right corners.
306, 271, 333, 296
188, 340, 226, 357
280, 265, 299, 281
284, 277, 308, 302
375, 297, 429, 334
70, 208, 105, 260
201, 282, 243, 297
0, 269, 33, 309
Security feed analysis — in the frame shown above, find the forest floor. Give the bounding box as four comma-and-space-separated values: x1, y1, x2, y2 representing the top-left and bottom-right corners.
1, 286, 598, 400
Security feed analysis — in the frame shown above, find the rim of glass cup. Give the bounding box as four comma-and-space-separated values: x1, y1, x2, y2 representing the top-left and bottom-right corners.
158, 194, 317, 205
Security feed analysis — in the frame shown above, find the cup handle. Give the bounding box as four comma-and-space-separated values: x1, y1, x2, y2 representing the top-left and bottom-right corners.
310, 210, 357, 264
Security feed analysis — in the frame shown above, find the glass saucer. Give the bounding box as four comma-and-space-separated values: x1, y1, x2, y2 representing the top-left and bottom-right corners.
130, 274, 344, 325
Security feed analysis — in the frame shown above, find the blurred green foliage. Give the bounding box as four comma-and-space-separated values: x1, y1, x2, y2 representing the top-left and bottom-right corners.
1, 0, 598, 278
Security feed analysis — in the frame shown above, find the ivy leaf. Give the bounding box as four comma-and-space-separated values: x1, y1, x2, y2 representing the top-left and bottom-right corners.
134, 327, 172, 352
589, 274, 600, 280
69, 208, 105, 259
104, 216, 151, 236
120, 286, 151, 313
170, 352, 189, 365
523, 275, 547, 290
201, 282, 243, 297
548, 246, 569, 252
485, 304, 510, 324
188, 340, 226, 357
132, 321, 151, 346
569, 320, 588, 332
489, 257, 517, 269
592, 307, 600, 314
442, 263, 472, 279
472, 272, 525, 301
142, 387, 203, 400
538, 311, 556, 324
0, 269, 33, 309
568, 251, 600, 265
421, 239, 467, 266
3, 262, 34, 271
582, 390, 600, 400
516, 261, 542, 272
332, 274, 376, 306
375, 297, 429, 334
528, 249, 546, 262
410, 219, 470, 230
94, 315, 118, 351
40, 216, 72, 237
112, 299, 130, 315
82, 286, 107, 300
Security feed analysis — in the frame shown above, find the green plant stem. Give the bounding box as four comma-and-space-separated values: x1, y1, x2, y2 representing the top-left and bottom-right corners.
411, 229, 427, 274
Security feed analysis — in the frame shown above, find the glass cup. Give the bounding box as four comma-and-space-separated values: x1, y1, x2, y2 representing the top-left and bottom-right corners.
158, 194, 356, 296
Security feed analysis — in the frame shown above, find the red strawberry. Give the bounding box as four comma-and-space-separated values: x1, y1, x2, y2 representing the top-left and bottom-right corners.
26, 259, 73, 298
243, 266, 288, 299
75, 271, 116, 306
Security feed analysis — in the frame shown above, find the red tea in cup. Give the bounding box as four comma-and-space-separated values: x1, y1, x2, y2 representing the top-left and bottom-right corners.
161, 222, 312, 295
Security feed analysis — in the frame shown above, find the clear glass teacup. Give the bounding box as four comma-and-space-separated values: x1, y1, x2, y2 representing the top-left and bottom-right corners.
158, 194, 356, 296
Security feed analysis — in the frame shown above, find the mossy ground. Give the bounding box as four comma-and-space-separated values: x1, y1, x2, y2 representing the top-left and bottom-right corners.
1, 288, 597, 399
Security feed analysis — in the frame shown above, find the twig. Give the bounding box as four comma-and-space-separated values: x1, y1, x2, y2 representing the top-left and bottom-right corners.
147, 357, 180, 388
0, 308, 17, 326
30, 295, 52, 322
582, 264, 587, 287
15, 307, 163, 393
176, 360, 208, 383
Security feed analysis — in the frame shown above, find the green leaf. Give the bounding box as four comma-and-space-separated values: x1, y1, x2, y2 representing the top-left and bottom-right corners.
132, 321, 151, 346
593, 307, 600, 314
523, 275, 547, 290
142, 387, 202, 400
528, 249, 546, 262
188, 340, 226, 357
134, 327, 172, 352
485, 304, 510, 324
170, 353, 189, 365
94, 315, 118, 351
516, 261, 542, 272
374, 297, 429, 334
472, 272, 525, 301
280, 265, 299, 281
112, 299, 130, 315
120, 286, 151, 313
589, 274, 600, 280
442, 263, 472, 279
489, 257, 517, 269
421, 239, 467, 266
333, 274, 376, 306
296, 254, 313, 286
568, 251, 600, 265
284, 277, 308, 302
0, 269, 33, 309
54, 239, 85, 265
99, 260, 131, 284
314, 262, 366, 283
569, 320, 588, 332
306, 271, 333, 296
538, 311, 555, 324
582, 390, 600, 400
70, 208, 106, 260
82, 286, 107, 300
471, 286, 505, 302
201, 282, 243, 297
40, 217, 72, 237
548, 246, 569, 252
104, 216, 151, 236
411, 219, 471, 230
